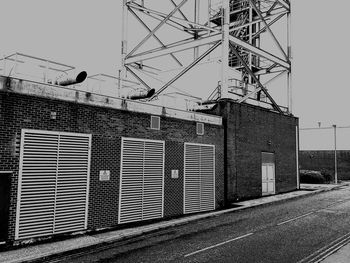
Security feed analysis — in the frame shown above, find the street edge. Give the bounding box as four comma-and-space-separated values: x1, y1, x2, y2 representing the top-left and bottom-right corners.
14, 184, 345, 263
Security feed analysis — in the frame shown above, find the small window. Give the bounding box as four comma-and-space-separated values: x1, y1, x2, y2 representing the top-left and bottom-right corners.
196, 122, 204, 135
150, 116, 160, 130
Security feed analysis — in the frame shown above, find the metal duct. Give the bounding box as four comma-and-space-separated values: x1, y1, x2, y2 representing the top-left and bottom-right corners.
129, 88, 155, 100
55, 71, 87, 86
199, 100, 218, 105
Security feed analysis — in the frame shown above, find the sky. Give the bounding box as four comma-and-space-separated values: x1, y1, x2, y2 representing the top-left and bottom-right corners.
1, 0, 350, 150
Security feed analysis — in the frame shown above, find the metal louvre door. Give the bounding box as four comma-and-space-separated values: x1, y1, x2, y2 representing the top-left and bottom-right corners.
184, 143, 215, 214
16, 131, 58, 239
16, 129, 91, 240
119, 138, 164, 224
142, 141, 164, 220
184, 144, 201, 214
199, 145, 215, 212
54, 134, 91, 234
119, 139, 144, 224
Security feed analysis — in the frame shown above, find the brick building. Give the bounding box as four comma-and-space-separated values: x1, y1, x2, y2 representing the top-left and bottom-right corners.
0, 74, 298, 244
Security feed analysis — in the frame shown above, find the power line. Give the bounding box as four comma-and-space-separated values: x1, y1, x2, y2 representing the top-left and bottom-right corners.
300, 125, 350, 131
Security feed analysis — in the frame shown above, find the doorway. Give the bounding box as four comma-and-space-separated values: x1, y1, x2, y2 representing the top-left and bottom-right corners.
262, 152, 275, 196
0, 172, 11, 242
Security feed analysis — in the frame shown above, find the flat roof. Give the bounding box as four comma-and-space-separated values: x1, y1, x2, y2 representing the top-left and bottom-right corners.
0, 75, 222, 126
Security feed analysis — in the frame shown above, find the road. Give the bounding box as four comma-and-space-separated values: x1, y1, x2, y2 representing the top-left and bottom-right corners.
47, 185, 350, 263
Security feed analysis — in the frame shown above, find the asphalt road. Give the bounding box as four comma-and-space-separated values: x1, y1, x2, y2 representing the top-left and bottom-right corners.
50, 185, 350, 263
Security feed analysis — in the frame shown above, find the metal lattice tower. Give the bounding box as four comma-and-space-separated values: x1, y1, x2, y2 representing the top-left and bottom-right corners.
120, 0, 292, 114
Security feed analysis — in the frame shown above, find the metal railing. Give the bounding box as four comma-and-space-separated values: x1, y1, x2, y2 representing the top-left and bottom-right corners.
0, 52, 76, 85
206, 78, 288, 113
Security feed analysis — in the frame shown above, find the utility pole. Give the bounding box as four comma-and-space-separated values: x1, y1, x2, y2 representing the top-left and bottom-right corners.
333, 124, 338, 184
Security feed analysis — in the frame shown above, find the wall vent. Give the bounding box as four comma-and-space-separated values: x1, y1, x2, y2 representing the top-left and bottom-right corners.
15, 129, 91, 240
119, 137, 164, 224
196, 123, 204, 135
184, 143, 215, 214
150, 116, 160, 130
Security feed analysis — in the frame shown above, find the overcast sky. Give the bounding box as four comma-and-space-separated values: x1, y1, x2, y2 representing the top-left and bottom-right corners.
1, 0, 350, 149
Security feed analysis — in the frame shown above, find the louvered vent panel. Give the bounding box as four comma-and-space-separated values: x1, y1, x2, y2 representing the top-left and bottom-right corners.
119, 139, 144, 224
54, 135, 90, 234
119, 138, 164, 224
199, 145, 215, 212
16, 130, 91, 240
184, 143, 215, 214
142, 141, 164, 220
17, 132, 59, 239
184, 144, 201, 214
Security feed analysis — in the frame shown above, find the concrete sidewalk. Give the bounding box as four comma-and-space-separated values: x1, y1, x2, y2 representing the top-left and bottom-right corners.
321, 243, 350, 263
0, 183, 347, 263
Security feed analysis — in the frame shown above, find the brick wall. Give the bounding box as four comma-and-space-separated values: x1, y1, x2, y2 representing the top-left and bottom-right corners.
209, 100, 298, 202
0, 90, 224, 241
299, 150, 350, 180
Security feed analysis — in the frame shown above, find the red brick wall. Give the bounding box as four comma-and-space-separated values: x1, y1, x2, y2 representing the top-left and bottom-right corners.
209, 100, 298, 202
0, 91, 224, 241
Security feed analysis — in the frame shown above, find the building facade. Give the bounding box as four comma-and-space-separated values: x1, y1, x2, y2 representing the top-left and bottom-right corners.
208, 100, 299, 202
0, 75, 298, 244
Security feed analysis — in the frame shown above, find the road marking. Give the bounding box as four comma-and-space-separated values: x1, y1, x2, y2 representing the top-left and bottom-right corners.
297, 232, 350, 263
277, 212, 314, 226
184, 233, 254, 258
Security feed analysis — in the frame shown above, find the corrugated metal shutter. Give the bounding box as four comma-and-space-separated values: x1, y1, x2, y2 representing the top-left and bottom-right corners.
119, 138, 164, 224
184, 143, 215, 214
16, 130, 91, 240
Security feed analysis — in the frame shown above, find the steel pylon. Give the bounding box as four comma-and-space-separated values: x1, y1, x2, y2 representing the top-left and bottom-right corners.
121, 0, 292, 114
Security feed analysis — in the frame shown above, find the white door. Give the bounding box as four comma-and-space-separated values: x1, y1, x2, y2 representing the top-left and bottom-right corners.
262, 164, 275, 195
262, 152, 275, 196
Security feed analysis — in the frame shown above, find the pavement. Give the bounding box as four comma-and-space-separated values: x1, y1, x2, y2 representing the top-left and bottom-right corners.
1, 182, 349, 263
321, 244, 350, 263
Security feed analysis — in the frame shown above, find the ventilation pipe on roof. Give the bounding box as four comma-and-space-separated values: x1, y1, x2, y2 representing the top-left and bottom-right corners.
128, 88, 155, 100
198, 100, 218, 105
55, 71, 87, 86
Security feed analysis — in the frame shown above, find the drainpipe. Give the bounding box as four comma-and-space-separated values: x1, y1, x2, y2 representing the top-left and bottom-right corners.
296, 123, 300, 189
223, 106, 228, 207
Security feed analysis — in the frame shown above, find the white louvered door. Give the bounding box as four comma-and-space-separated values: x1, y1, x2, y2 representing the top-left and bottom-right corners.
119, 139, 144, 224
183, 144, 201, 214
199, 145, 215, 212
184, 143, 215, 214
16, 130, 91, 240
16, 132, 58, 239
119, 138, 164, 224
54, 134, 91, 234
142, 141, 164, 220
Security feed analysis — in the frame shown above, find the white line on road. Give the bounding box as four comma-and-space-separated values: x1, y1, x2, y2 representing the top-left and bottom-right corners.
184, 233, 254, 258
277, 212, 314, 226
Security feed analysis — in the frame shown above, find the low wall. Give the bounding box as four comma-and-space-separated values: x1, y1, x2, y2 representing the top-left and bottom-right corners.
299, 150, 350, 180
